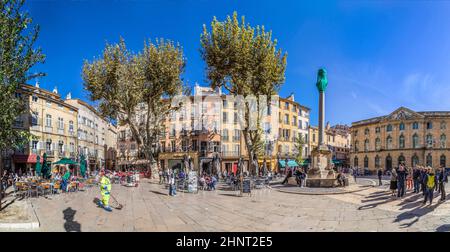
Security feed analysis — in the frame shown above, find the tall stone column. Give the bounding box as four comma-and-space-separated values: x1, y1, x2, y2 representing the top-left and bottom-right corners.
318, 91, 325, 147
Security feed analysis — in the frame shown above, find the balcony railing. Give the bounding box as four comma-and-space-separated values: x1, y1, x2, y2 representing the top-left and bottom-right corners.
222, 136, 229, 141
233, 136, 241, 142
221, 151, 240, 157
45, 150, 55, 156
44, 126, 53, 133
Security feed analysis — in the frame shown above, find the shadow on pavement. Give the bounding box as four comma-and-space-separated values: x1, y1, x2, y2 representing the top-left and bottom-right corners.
436, 224, 450, 232
63, 207, 81, 232
394, 201, 442, 228
150, 190, 168, 196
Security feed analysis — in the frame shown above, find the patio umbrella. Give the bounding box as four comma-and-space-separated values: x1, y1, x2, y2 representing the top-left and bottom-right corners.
35, 155, 42, 177
80, 155, 86, 177
41, 153, 50, 179
53, 157, 79, 165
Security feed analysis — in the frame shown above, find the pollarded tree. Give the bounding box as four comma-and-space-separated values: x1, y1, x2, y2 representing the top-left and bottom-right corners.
82, 38, 187, 176
200, 11, 287, 175
0, 0, 45, 209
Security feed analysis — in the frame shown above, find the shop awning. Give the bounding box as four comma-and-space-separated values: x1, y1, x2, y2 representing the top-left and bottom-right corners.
13, 154, 42, 164
332, 159, 343, 164
278, 160, 299, 168
299, 159, 310, 165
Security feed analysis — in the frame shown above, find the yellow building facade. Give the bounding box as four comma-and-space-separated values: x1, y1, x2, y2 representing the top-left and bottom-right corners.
350, 107, 450, 173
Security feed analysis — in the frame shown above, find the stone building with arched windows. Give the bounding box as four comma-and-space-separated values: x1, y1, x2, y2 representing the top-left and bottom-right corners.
350, 107, 450, 174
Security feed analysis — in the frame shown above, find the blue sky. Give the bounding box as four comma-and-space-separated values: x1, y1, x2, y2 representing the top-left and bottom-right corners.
25, 0, 450, 126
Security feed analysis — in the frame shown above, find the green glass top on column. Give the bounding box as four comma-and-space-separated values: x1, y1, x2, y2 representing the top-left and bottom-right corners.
316, 68, 328, 92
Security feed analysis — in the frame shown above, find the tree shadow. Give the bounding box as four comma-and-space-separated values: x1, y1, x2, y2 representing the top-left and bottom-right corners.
63, 207, 81, 232
436, 224, 450, 232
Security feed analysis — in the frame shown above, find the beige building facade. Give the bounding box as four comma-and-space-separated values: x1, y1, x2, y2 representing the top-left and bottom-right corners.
350, 107, 450, 173
308, 124, 351, 166
10, 84, 79, 173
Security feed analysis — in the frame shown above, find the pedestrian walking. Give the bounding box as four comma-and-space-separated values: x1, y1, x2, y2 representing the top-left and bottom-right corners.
352, 167, 358, 183
390, 168, 398, 196
406, 167, 413, 190
413, 167, 421, 193
158, 170, 163, 184
169, 174, 176, 196
397, 165, 407, 198
377, 168, 383, 186
423, 167, 437, 206
438, 166, 448, 202
420, 167, 427, 195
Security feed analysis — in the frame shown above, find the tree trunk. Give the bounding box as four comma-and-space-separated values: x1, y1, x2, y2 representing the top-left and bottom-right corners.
0, 151, 4, 211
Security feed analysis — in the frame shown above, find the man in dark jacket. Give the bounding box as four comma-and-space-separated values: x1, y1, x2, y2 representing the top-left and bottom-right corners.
413, 167, 421, 193
438, 167, 448, 202
420, 167, 427, 195
397, 165, 407, 198
377, 168, 383, 186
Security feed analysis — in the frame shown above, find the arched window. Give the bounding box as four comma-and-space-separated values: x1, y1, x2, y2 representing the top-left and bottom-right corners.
354, 156, 359, 167
354, 141, 359, 152
375, 155, 380, 168
441, 121, 447, 130
440, 134, 446, 148
426, 134, 433, 148
364, 156, 369, 168
398, 155, 406, 166
412, 122, 419, 130
413, 134, 419, 148
386, 155, 392, 170
386, 124, 393, 132
426, 153, 433, 167
375, 127, 380, 134
399, 122, 405, 131
375, 138, 381, 150
364, 139, 369, 151
440, 155, 446, 167
412, 154, 419, 167
386, 136, 393, 149
399, 135, 405, 149
364, 128, 369, 135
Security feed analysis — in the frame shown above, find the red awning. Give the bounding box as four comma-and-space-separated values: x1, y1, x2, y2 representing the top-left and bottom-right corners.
13, 154, 42, 164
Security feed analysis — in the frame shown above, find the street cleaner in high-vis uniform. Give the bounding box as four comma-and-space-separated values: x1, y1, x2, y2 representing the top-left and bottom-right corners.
99, 169, 112, 212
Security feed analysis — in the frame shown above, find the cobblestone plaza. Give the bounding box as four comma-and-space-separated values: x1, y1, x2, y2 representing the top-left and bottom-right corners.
10, 179, 449, 232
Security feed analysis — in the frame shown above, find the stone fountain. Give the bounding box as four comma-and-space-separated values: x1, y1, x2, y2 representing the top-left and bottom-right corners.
306, 68, 336, 187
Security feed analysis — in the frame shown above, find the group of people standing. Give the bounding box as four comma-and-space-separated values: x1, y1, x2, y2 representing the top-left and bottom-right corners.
388, 165, 448, 205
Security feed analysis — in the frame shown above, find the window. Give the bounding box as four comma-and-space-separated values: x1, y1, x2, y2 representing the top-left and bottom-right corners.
222, 129, 229, 141
69, 121, 74, 132
375, 127, 380, 134
313, 134, 316, 142
32, 141, 38, 150
293, 116, 297, 126
412, 122, 419, 130
364, 128, 369, 135
441, 121, 446, 130
375, 155, 380, 168
413, 134, 419, 148
386, 136, 393, 149
284, 114, 289, 124
440, 134, 446, 148
234, 129, 241, 141
46, 100, 51, 106
58, 141, 64, 154
46, 114, 52, 127
223, 112, 228, 123
426, 153, 433, 167
427, 122, 433, 129
440, 155, 446, 167
58, 117, 64, 129
364, 156, 369, 168
234, 112, 238, 124
354, 141, 359, 152
399, 123, 405, 131
375, 138, 381, 150
386, 155, 392, 170
32, 95, 38, 102
31, 111, 39, 126
285, 102, 289, 110
412, 155, 419, 167
130, 144, 136, 150
398, 155, 405, 166
364, 139, 369, 151
386, 124, 393, 132
399, 135, 405, 149
426, 134, 433, 148
223, 99, 228, 108
354, 156, 359, 167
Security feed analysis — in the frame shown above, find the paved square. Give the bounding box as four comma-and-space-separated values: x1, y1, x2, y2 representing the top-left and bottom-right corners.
22, 179, 450, 232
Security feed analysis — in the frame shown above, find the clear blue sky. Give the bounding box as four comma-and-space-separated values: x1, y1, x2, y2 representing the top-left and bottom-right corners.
25, 0, 450, 126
